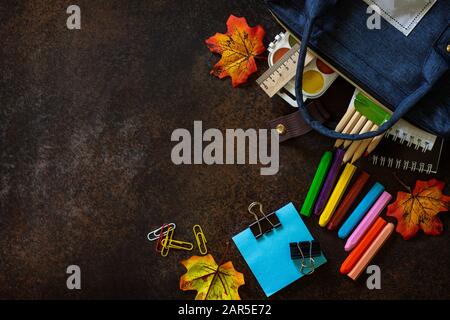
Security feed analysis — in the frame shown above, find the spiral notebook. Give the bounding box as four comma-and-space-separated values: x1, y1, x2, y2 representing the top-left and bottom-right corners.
366, 121, 444, 174
385, 119, 437, 152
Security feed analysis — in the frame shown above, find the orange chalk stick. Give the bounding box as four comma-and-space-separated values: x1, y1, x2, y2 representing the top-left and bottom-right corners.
347, 222, 394, 280
340, 217, 387, 274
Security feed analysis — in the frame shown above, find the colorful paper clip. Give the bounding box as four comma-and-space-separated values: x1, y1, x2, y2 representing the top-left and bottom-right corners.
154, 223, 175, 252
160, 227, 194, 257
147, 223, 176, 241
193, 224, 208, 255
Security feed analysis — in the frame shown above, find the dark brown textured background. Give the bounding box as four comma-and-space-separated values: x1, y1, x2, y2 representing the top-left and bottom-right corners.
0, 0, 449, 299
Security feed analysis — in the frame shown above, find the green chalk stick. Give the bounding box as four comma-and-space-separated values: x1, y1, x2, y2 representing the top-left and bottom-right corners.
354, 93, 391, 126
300, 151, 333, 217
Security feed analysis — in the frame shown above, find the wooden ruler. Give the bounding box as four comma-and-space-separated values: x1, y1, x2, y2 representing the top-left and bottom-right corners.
256, 43, 314, 98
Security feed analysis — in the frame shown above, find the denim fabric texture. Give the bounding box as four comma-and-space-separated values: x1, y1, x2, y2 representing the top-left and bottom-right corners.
267, 0, 450, 138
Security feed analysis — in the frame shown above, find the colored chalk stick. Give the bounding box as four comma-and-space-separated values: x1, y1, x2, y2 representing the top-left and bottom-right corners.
345, 191, 392, 251
347, 223, 394, 280
338, 182, 384, 239
314, 149, 345, 216
319, 163, 357, 227
300, 151, 333, 217
327, 171, 370, 231
340, 217, 387, 275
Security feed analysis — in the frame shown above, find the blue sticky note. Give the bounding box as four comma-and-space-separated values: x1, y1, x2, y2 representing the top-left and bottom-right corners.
338, 182, 385, 239
232, 202, 327, 297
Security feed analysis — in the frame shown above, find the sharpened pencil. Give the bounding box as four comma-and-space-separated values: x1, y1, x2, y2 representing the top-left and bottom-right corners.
366, 133, 384, 155
343, 117, 369, 149
335, 112, 361, 148
335, 104, 356, 133
350, 124, 379, 163
343, 121, 374, 163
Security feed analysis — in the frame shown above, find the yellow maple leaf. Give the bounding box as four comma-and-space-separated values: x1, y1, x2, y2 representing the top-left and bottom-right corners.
180, 254, 245, 300
205, 15, 265, 87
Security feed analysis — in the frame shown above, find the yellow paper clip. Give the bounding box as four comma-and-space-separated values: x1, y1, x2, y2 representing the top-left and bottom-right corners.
193, 224, 208, 255
160, 227, 194, 257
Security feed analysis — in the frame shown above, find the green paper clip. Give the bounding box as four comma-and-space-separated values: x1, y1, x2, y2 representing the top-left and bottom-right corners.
300, 151, 332, 217
354, 93, 391, 126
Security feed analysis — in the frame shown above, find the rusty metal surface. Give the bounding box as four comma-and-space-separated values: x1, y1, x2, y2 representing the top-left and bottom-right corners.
0, 0, 449, 299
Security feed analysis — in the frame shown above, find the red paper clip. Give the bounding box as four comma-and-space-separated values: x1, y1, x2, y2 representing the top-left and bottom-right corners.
156, 223, 171, 252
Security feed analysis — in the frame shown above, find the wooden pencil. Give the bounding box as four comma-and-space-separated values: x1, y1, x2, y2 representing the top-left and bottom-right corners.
335, 112, 361, 148
335, 104, 356, 133
343, 120, 374, 163
343, 116, 369, 149
366, 133, 384, 155
350, 124, 379, 163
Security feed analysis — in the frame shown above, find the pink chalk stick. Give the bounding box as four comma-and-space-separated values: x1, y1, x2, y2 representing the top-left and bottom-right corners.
344, 191, 392, 252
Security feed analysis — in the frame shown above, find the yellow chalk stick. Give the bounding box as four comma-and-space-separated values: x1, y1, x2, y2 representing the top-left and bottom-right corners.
319, 163, 357, 227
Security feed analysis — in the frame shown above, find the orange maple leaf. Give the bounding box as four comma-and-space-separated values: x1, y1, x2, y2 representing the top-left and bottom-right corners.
205, 15, 265, 87
387, 179, 450, 240
180, 254, 245, 300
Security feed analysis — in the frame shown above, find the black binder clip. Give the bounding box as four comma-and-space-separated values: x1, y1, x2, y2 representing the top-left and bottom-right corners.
248, 202, 281, 239
290, 240, 321, 275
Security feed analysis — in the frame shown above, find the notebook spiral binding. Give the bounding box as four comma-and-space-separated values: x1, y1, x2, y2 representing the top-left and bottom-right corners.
370, 155, 433, 174
384, 127, 430, 153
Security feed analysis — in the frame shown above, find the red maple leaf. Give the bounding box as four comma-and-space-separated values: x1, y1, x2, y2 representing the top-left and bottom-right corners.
387, 179, 450, 240
205, 15, 265, 87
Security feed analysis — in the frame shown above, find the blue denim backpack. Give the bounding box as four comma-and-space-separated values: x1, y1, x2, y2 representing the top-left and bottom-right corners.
266, 0, 450, 139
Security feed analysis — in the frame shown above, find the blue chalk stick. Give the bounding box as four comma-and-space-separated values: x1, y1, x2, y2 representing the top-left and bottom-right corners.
338, 182, 385, 239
